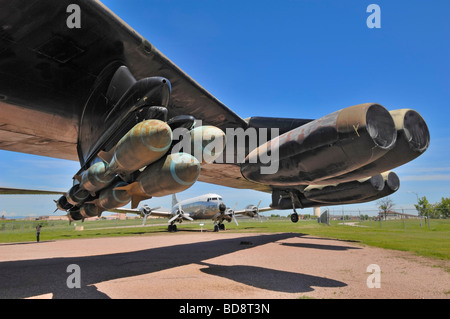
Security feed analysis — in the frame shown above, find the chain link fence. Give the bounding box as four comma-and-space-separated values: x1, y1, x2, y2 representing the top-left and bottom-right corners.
314, 207, 449, 229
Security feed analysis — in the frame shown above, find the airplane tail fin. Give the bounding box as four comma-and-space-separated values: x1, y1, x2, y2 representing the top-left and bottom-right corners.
172, 194, 178, 208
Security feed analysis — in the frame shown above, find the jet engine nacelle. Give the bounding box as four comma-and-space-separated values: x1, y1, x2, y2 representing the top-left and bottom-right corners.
315, 109, 429, 184
241, 103, 397, 186
303, 174, 385, 204
271, 171, 400, 209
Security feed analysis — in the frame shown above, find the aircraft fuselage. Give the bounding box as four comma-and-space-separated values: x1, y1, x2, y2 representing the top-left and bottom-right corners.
172, 193, 223, 220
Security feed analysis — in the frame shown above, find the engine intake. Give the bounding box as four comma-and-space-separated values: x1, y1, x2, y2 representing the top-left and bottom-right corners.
314, 109, 429, 184
241, 103, 397, 185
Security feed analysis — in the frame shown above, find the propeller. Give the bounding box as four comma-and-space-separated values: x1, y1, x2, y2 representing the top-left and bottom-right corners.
223, 203, 239, 226
230, 202, 239, 226
244, 200, 263, 222
255, 200, 262, 222
139, 204, 161, 226
168, 203, 193, 224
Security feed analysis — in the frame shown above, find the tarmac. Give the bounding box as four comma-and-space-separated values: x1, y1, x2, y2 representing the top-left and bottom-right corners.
0, 231, 448, 299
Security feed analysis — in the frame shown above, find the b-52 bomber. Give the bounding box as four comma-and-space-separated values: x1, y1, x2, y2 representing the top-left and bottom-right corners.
0, 1, 429, 224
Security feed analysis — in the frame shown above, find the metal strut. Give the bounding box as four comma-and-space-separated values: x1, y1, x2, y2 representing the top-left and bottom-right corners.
289, 191, 299, 223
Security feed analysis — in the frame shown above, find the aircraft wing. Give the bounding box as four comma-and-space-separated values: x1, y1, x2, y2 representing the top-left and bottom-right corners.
233, 207, 273, 215
0, 0, 430, 216
0, 187, 65, 195
109, 207, 172, 219
0, 0, 247, 164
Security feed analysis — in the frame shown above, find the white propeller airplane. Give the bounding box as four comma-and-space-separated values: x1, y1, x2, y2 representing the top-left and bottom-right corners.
114, 193, 272, 232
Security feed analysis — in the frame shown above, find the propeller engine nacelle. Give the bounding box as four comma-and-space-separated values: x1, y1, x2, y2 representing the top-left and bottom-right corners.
243, 205, 259, 218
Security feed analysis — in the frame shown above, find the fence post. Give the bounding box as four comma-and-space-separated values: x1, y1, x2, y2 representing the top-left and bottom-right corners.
402, 209, 405, 229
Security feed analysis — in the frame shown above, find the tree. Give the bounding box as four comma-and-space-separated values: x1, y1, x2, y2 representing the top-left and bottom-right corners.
434, 197, 450, 218
414, 196, 434, 218
377, 197, 394, 220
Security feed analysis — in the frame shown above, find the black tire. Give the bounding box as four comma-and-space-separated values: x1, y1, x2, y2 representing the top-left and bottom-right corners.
291, 213, 299, 223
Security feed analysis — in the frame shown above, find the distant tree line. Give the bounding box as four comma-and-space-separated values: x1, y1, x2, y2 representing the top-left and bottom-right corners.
415, 196, 450, 219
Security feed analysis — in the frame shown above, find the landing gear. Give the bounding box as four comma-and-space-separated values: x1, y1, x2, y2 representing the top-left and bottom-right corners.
168, 224, 178, 232
213, 223, 225, 232
289, 191, 300, 223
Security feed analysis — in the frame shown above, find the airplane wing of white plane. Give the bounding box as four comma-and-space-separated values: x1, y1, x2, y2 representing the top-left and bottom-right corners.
0, 187, 65, 195
110, 206, 172, 219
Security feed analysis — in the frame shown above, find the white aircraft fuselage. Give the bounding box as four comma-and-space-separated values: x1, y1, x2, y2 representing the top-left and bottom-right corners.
172, 193, 224, 220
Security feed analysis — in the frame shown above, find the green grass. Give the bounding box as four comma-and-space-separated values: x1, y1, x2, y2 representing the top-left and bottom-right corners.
1, 217, 449, 262
229, 218, 450, 261
0, 218, 171, 242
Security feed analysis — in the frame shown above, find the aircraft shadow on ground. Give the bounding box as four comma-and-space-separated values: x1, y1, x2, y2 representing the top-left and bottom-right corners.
199, 263, 345, 294
0, 233, 348, 299
279, 242, 362, 251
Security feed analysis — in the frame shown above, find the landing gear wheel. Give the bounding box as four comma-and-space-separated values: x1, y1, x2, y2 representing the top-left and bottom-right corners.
291, 213, 299, 223
219, 224, 225, 231
168, 224, 178, 232
213, 224, 219, 232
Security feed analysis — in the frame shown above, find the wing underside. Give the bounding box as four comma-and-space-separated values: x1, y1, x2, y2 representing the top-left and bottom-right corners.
0, 0, 430, 216
0, 0, 247, 162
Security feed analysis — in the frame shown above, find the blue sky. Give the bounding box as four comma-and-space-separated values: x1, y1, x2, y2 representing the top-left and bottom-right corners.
1, 0, 449, 217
